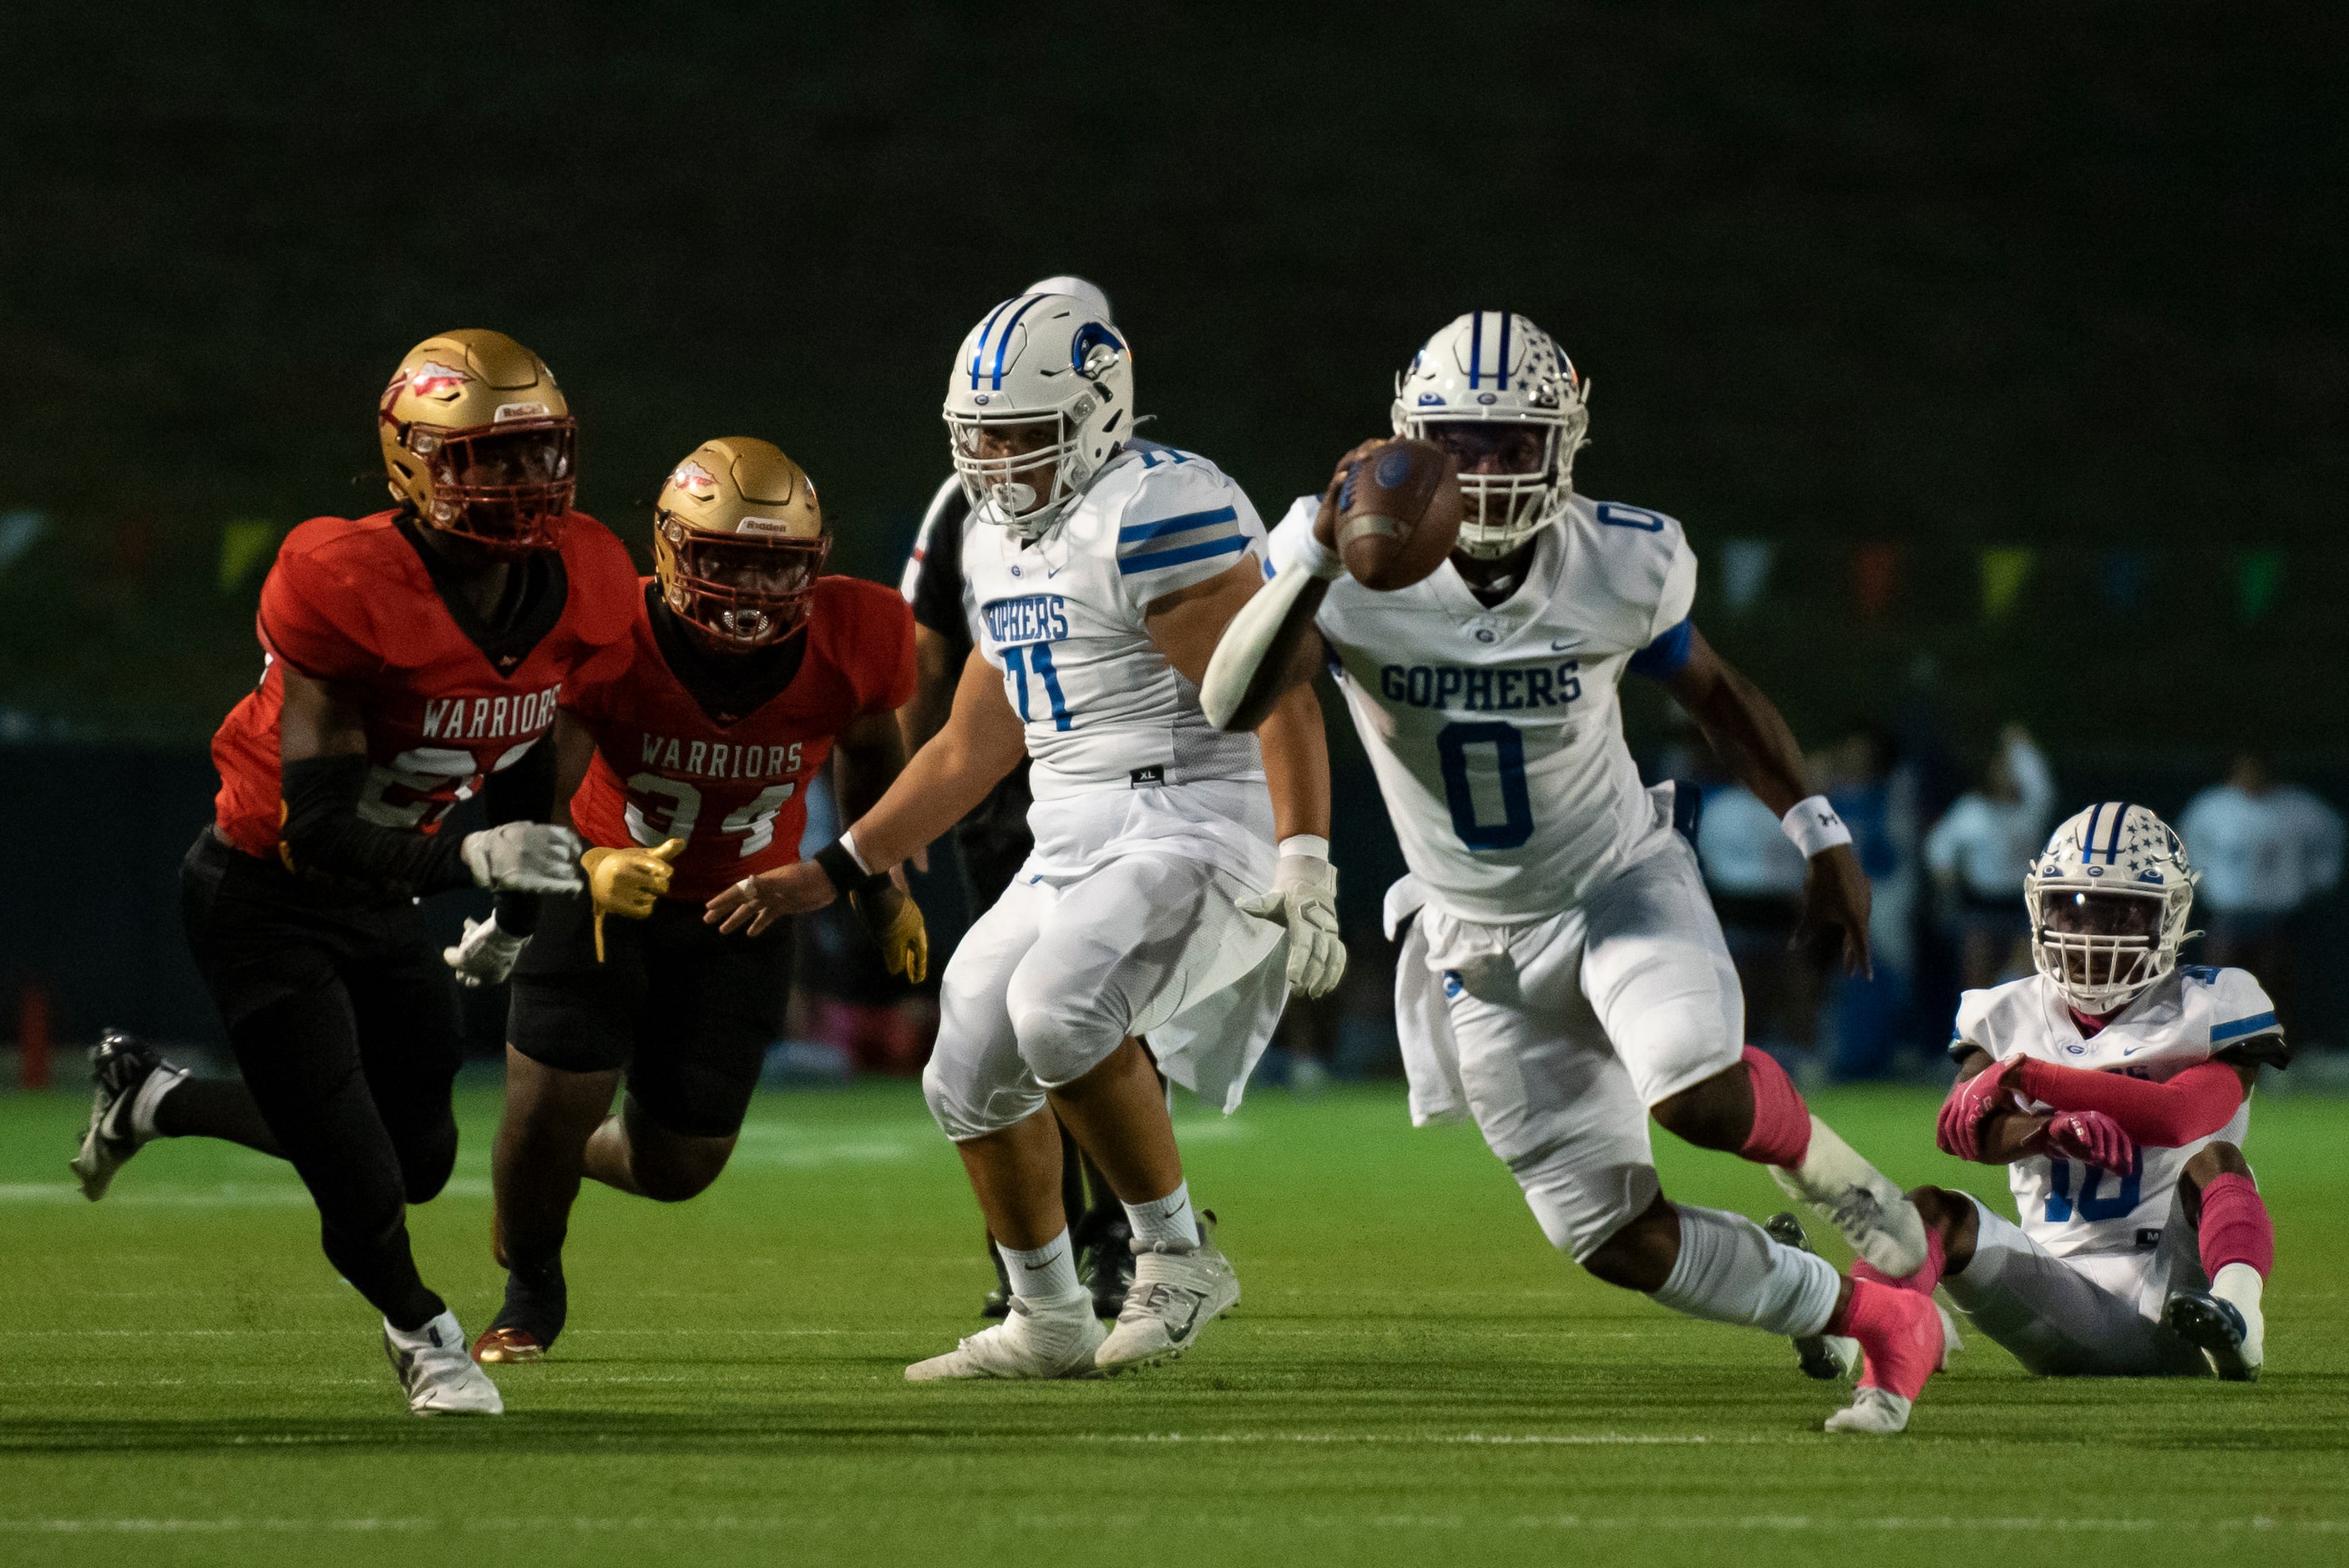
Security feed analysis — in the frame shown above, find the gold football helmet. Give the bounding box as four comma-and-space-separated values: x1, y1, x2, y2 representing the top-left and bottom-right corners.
653, 438, 830, 648
377, 329, 577, 554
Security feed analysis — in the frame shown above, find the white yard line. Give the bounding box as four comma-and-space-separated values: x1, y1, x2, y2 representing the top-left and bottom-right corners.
2, 1515, 2339, 1535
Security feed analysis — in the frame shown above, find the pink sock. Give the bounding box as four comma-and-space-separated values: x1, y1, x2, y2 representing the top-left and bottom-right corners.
1737, 1045, 1811, 1168
1828, 1277, 1943, 1400
2197, 1172, 2274, 1278
1852, 1226, 1946, 1295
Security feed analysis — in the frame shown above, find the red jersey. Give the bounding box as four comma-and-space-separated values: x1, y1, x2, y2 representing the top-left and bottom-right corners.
566, 576, 916, 903
211, 510, 641, 859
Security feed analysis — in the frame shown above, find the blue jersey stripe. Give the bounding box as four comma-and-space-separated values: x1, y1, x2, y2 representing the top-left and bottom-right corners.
1117, 534, 1247, 575
1116, 505, 1238, 545
2211, 1010, 2281, 1042
1626, 616, 1694, 679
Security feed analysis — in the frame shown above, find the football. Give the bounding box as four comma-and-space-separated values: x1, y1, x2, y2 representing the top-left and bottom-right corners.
1325, 438, 1463, 590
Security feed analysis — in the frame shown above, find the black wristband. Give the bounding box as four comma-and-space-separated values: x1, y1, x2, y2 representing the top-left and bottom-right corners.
492, 890, 542, 938
813, 837, 894, 898
813, 838, 867, 897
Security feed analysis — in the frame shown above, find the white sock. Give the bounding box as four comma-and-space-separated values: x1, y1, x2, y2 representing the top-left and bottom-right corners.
1651, 1204, 1841, 1338
997, 1231, 1083, 1306
1124, 1181, 1198, 1251
2213, 1261, 2264, 1315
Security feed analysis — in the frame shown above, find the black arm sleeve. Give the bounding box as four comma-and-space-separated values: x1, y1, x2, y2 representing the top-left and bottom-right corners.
909, 488, 974, 656
480, 739, 558, 936
279, 754, 476, 898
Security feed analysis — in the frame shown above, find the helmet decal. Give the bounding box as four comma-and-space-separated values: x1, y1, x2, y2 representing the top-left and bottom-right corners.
1070, 321, 1126, 377
670, 459, 719, 495
402, 360, 471, 398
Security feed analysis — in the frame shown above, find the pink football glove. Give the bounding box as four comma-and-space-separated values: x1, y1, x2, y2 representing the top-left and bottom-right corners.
1936, 1055, 2026, 1163
2043, 1109, 2136, 1173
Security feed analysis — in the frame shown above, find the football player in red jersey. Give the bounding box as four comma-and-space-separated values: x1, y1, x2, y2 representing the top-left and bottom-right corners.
469, 438, 922, 1364
68, 331, 641, 1415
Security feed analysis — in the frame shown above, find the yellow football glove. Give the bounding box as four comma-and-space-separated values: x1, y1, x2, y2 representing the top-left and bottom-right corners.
581, 838, 686, 961
849, 886, 929, 984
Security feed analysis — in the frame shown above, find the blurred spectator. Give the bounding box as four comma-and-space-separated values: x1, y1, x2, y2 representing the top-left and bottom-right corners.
1817, 726, 1921, 1080
1923, 725, 2056, 990
1693, 776, 1819, 1055
2179, 752, 2344, 1040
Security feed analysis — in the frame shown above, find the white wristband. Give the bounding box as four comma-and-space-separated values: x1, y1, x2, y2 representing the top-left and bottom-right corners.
1277, 834, 1330, 862
1780, 796, 1853, 858
839, 827, 874, 875
1292, 529, 1346, 582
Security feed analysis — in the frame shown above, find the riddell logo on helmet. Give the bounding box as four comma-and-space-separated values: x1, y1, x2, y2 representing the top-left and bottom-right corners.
399, 361, 471, 398
671, 460, 719, 495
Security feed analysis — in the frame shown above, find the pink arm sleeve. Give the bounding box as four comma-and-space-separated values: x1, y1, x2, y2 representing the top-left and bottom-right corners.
2012, 1058, 2244, 1148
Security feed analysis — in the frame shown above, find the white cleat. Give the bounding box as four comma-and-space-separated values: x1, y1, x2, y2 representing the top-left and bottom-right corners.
384, 1311, 504, 1415
1095, 1211, 1240, 1373
906, 1292, 1106, 1381
1770, 1116, 1930, 1277
1824, 1385, 1912, 1434
69, 1032, 185, 1201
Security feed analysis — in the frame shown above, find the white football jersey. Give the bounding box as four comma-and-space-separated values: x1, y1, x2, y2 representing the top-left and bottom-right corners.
1953, 965, 2281, 1260
966, 444, 1268, 803
1267, 493, 1697, 921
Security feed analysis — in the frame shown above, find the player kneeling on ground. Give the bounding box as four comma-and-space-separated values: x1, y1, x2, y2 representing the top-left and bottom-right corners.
468, 439, 923, 1364
727, 292, 1344, 1379
1921, 803, 2281, 1380
1203, 311, 1947, 1433
73, 331, 640, 1415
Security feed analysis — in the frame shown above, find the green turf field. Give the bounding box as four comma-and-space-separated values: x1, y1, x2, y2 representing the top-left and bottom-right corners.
3, 1080, 2345, 1566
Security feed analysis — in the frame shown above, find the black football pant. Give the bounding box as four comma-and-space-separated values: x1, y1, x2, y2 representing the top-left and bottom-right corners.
180, 831, 460, 1331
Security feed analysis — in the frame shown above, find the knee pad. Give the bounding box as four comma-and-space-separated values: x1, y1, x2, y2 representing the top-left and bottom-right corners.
1007, 996, 1123, 1090
1511, 1141, 1663, 1262
921, 1040, 1044, 1142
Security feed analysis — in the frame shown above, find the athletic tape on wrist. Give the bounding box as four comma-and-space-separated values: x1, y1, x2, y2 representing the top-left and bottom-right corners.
1295, 530, 1346, 581
1277, 834, 1330, 862
1780, 796, 1853, 858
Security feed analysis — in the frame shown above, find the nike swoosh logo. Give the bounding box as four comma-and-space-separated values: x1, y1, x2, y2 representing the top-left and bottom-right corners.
1550, 640, 1576, 651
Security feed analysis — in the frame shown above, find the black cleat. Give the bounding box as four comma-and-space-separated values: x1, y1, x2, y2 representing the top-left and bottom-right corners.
70, 1030, 184, 1201
2165, 1289, 2261, 1382
1076, 1209, 1137, 1321
981, 1235, 1013, 1320
1767, 1211, 1855, 1380
475, 1255, 568, 1363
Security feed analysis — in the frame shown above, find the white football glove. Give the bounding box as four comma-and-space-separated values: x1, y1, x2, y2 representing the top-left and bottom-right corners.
460, 822, 585, 894
1238, 852, 1347, 999
442, 914, 530, 989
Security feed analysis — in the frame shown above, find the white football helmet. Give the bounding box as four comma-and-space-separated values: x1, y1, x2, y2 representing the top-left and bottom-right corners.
944, 291, 1132, 540
2025, 802, 2200, 1014
1391, 311, 1589, 559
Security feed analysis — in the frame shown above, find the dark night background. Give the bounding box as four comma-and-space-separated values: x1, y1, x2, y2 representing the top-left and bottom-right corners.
1, 4, 2342, 1048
